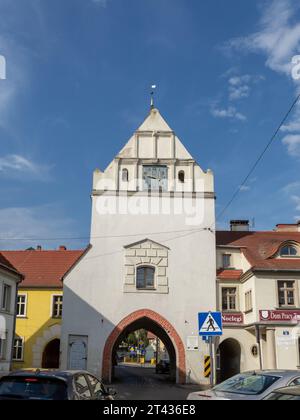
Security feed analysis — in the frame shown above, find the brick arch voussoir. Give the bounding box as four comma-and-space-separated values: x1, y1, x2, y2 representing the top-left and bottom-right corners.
102, 309, 186, 384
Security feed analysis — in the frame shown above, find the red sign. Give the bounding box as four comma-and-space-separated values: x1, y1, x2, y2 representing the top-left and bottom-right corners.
260, 310, 300, 323
222, 313, 244, 325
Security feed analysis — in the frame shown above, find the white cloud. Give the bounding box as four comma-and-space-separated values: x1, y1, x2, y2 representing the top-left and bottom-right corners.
224, 0, 300, 76
224, 1, 300, 158
282, 180, 300, 193
239, 185, 251, 192
92, 0, 108, 6
291, 195, 300, 211
0, 154, 52, 180
211, 105, 247, 121
228, 74, 264, 101
0, 34, 29, 130
0, 204, 82, 250
282, 134, 300, 157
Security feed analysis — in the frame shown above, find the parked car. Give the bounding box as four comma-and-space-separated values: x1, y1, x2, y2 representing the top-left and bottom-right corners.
156, 360, 170, 374
187, 370, 300, 401
264, 385, 300, 401
0, 369, 116, 400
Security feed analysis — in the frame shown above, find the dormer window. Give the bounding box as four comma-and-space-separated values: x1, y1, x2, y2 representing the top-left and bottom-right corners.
136, 266, 155, 290
122, 168, 129, 182
280, 245, 298, 257
178, 171, 185, 183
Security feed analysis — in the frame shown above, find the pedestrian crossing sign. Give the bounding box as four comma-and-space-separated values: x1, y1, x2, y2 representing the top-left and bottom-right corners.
198, 312, 223, 336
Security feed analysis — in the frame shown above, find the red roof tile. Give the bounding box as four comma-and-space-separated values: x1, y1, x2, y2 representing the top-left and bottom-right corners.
217, 269, 243, 280
217, 231, 300, 271
0, 252, 22, 277
2, 249, 85, 288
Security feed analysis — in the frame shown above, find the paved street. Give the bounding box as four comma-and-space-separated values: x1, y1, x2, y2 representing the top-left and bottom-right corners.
112, 365, 202, 400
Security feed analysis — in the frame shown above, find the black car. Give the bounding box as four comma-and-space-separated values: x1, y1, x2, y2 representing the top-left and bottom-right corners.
0, 369, 116, 400
155, 360, 170, 374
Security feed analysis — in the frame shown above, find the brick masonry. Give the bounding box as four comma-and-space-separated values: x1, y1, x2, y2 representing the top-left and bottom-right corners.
102, 309, 186, 384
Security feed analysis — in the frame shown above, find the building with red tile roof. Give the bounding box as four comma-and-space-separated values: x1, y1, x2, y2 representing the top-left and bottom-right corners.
216, 221, 300, 382
1, 246, 85, 371
2, 248, 85, 289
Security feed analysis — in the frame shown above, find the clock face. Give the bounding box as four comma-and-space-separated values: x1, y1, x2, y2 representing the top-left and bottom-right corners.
143, 166, 168, 191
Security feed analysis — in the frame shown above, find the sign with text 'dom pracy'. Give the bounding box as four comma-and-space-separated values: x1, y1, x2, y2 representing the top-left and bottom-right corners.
198, 312, 223, 337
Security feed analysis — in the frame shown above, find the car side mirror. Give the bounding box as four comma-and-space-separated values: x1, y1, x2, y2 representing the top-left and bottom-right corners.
107, 387, 117, 396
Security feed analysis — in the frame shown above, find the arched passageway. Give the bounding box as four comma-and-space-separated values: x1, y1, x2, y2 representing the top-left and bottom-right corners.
217, 338, 241, 383
42, 339, 60, 369
102, 309, 186, 384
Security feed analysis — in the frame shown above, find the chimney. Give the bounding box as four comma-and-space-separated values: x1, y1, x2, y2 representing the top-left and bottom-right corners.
275, 222, 300, 232
230, 220, 250, 232
59, 245, 67, 251
36, 245, 42, 251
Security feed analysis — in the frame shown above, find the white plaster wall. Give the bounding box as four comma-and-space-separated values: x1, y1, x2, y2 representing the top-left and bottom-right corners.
220, 329, 260, 373
0, 270, 18, 373
61, 195, 216, 384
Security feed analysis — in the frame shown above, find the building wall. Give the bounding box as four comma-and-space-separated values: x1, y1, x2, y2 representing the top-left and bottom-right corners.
217, 243, 300, 374
12, 288, 62, 370
0, 269, 18, 373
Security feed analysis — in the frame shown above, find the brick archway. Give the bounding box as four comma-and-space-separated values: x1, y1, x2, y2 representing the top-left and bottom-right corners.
102, 309, 186, 384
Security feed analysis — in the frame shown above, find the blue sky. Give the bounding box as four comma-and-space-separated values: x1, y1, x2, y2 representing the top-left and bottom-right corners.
1, 0, 300, 249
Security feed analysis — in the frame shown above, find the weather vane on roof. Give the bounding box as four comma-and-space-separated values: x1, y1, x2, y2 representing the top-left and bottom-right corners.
150, 84, 157, 109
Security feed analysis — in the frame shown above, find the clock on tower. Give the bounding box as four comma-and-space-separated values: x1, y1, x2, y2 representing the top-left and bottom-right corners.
143, 165, 168, 192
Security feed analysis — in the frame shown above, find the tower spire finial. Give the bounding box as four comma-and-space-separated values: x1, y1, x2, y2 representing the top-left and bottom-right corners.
150, 84, 157, 109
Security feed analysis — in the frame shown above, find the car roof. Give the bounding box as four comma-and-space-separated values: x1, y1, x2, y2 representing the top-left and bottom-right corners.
244, 370, 300, 378
3, 369, 94, 380
272, 386, 300, 396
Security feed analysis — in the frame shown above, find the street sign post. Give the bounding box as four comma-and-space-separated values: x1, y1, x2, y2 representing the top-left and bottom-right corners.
199, 312, 223, 387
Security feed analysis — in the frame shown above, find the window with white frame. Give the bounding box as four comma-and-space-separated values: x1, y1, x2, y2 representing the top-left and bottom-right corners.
1, 284, 12, 312
0, 338, 6, 360
52, 295, 63, 318
280, 245, 298, 257
245, 290, 253, 312
222, 287, 237, 311
222, 254, 232, 269
13, 337, 24, 361
17, 294, 27, 317
278, 281, 296, 307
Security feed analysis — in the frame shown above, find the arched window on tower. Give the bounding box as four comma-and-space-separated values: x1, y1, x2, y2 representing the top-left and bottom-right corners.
178, 171, 185, 183
122, 168, 129, 182
136, 266, 155, 290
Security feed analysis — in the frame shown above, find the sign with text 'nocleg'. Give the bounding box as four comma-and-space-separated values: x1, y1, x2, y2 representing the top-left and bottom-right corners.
222, 313, 244, 325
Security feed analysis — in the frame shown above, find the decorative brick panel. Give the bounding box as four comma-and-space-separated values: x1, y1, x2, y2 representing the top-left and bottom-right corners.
124, 239, 169, 294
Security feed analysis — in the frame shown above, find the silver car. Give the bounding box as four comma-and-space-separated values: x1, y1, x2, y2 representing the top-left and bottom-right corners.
264, 385, 300, 401
187, 370, 300, 400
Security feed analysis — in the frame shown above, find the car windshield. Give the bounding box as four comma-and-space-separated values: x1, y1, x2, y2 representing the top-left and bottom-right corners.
266, 392, 300, 401
0, 377, 68, 400
213, 373, 280, 395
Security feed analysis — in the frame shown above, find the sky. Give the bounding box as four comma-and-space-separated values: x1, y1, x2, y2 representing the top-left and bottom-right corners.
1, 0, 300, 250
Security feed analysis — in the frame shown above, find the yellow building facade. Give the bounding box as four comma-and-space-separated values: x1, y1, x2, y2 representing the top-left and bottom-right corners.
2, 248, 83, 370
12, 288, 63, 370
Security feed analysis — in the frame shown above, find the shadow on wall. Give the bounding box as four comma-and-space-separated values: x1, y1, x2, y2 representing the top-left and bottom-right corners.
62, 286, 186, 384
13, 319, 61, 371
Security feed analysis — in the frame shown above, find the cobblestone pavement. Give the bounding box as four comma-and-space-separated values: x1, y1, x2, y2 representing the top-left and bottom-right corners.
112, 365, 203, 401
